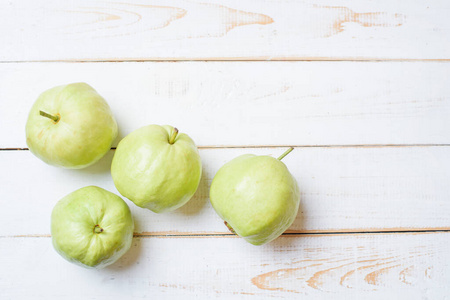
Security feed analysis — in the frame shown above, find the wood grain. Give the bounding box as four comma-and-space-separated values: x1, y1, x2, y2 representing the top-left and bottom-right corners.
1, 0, 449, 61
1, 61, 450, 148
1, 232, 449, 299
1, 146, 449, 236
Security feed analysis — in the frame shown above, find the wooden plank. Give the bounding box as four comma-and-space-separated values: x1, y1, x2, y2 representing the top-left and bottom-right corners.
1, 232, 449, 299
1, 61, 450, 148
1, 146, 449, 236
1, 0, 449, 61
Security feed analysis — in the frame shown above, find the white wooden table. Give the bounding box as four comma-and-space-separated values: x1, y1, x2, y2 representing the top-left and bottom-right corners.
1, 1, 450, 299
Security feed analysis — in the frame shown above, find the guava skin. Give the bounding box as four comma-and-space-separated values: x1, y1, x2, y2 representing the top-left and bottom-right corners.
26, 82, 118, 169
210, 154, 300, 245
51, 186, 134, 269
111, 125, 202, 213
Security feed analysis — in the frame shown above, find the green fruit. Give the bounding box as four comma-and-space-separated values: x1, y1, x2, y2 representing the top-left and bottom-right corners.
51, 186, 134, 269
111, 125, 202, 213
26, 82, 118, 169
210, 148, 300, 245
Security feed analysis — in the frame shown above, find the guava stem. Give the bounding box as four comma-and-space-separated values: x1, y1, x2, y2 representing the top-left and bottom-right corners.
168, 127, 179, 144
94, 225, 103, 234
39, 110, 60, 123
277, 147, 294, 161
224, 221, 236, 235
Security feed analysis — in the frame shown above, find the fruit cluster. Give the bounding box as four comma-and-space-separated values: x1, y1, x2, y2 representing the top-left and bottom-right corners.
25, 83, 300, 269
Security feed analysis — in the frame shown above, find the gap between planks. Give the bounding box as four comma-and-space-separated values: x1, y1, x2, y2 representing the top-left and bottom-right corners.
2, 58, 450, 63
2, 144, 450, 151
3, 228, 450, 239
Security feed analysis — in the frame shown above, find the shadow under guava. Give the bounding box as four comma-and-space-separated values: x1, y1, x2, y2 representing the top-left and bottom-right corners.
67, 149, 115, 176
106, 217, 144, 271
269, 174, 307, 248
267, 200, 305, 249
174, 165, 211, 216
112, 121, 125, 148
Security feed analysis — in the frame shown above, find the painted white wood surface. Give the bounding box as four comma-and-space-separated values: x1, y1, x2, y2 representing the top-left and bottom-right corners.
1, 0, 450, 61
1, 233, 449, 299
1, 62, 450, 148
1, 0, 449, 298
0, 146, 449, 237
